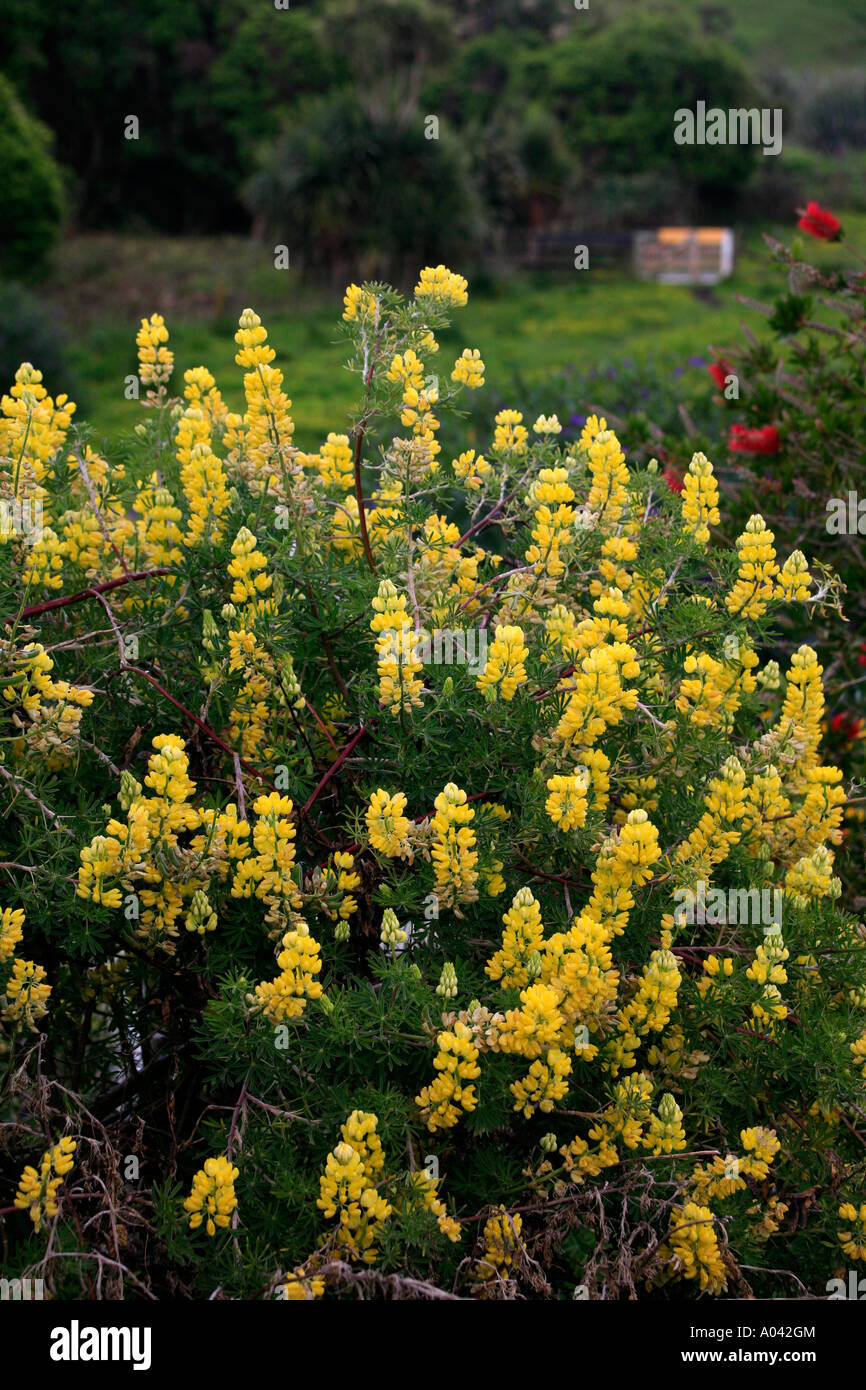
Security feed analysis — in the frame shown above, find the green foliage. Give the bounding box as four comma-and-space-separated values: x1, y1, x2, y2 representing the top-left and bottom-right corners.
244, 95, 485, 278
0, 75, 65, 279
0, 269, 862, 1300
517, 10, 759, 196
6, 0, 865, 241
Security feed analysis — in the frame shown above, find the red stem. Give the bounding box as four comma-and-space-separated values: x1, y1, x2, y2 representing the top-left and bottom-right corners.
456, 487, 521, 549
301, 725, 369, 816
9, 568, 171, 625
123, 665, 275, 791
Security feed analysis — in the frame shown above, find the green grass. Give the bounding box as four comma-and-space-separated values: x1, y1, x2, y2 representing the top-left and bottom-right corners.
49, 215, 865, 453
720, 0, 866, 70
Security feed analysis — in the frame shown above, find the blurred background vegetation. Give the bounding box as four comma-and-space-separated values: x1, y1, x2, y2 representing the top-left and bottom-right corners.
2, 0, 866, 890
0, 0, 864, 440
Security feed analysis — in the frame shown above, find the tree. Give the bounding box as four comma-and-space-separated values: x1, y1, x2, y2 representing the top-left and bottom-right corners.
0, 74, 65, 279
517, 9, 760, 197
244, 94, 484, 280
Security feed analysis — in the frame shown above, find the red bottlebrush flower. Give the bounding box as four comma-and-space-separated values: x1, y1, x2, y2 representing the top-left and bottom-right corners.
797, 202, 841, 242
708, 359, 732, 392
662, 468, 684, 494
859, 643, 866, 669
728, 424, 780, 455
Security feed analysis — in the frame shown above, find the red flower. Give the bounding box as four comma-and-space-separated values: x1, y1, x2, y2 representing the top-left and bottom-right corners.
708, 359, 732, 392
728, 424, 780, 455
797, 202, 841, 242
831, 712, 864, 741
662, 468, 684, 493
859, 643, 866, 669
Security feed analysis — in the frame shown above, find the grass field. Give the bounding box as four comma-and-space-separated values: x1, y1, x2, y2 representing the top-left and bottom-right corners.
46, 215, 863, 454
718, 0, 866, 70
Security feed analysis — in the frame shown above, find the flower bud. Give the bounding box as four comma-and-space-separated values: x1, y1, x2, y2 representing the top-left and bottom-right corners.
436, 961, 458, 998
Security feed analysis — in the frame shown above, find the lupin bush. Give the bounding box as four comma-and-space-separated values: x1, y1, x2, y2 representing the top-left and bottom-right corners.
1, 266, 864, 1301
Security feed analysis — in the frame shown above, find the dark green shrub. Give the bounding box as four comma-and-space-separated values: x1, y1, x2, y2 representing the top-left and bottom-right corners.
517, 10, 760, 198
244, 94, 484, 280
0, 74, 65, 279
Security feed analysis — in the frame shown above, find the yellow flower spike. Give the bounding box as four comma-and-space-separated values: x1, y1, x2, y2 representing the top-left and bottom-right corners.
2, 958, 52, 1031
681, 451, 720, 547
414, 265, 468, 307
451, 348, 485, 389
665, 1201, 727, 1293
431, 782, 478, 910
776, 549, 812, 602
366, 788, 413, 859
491, 408, 528, 456
0, 906, 25, 963
725, 514, 779, 619
487, 887, 545, 991
317, 1113, 392, 1264
472, 1207, 525, 1291
416, 1021, 481, 1132
476, 624, 528, 702
136, 313, 173, 390
14, 1137, 77, 1232
586, 427, 630, 529
370, 579, 424, 713
183, 1155, 239, 1236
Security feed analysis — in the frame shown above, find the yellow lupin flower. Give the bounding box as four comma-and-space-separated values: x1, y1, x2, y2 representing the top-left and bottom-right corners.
14, 1137, 76, 1232
451, 348, 485, 388
838, 1203, 866, 1261
510, 1048, 572, 1118
680, 451, 720, 546
665, 1201, 726, 1293
227, 526, 273, 610
430, 782, 478, 910
473, 1207, 524, 1290
365, 788, 413, 859
414, 265, 468, 307
586, 427, 629, 529
342, 283, 379, 322
545, 772, 589, 832
644, 1093, 687, 1155
476, 624, 528, 702
136, 313, 173, 390
250, 922, 323, 1022
0, 906, 25, 963
492, 408, 528, 456
775, 549, 812, 602
183, 1155, 239, 1235
725, 514, 779, 618
487, 887, 545, 991
2, 958, 52, 1030
416, 1021, 481, 1131
370, 579, 424, 713
533, 414, 562, 435
452, 448, 492, 491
